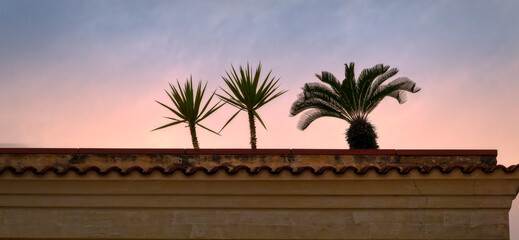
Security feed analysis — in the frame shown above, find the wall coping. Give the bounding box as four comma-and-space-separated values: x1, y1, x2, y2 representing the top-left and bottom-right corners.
0, 148, 498, 156
0, 148, 500, 175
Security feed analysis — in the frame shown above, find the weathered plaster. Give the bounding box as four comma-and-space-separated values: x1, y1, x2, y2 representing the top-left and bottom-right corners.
0, 150, 515, 239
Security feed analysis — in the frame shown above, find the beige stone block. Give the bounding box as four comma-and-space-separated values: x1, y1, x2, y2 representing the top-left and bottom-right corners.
2, 178, 518, 197
0, 208, 512, 239
1, 194, 512, 209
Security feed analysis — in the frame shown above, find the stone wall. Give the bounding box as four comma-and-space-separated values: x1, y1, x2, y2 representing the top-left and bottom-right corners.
0, 148, 516, 240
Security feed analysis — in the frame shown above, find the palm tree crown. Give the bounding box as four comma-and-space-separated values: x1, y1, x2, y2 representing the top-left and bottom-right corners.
290, 62, 420, 149
152, 77, 223, 149
218, 63, 287, 149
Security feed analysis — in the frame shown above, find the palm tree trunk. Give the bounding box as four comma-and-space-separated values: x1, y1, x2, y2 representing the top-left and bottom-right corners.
189, 123, 200, 149
346, 119, 378, 149
248, 110, 257, 149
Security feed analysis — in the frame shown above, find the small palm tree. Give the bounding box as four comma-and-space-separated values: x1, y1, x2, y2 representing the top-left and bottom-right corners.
290, 62, 420, 149
152, 77, 223, 149
218, 63, 287, 149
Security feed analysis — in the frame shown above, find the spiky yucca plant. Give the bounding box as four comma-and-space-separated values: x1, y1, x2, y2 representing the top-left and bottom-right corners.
290, 62, 421, 149
152, 77, 223, 149
218, 63, 287, 149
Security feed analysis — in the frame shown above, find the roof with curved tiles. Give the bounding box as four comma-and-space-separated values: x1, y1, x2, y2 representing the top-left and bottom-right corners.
0, 148, 514, 176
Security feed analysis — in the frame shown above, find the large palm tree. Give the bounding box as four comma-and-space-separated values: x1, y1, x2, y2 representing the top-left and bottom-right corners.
152, 77, 223, 149
218, 63, 287, 149
290, 62, 421, 149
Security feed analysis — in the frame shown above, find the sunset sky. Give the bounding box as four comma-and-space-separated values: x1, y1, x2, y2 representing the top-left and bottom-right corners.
1, 0, 519, 235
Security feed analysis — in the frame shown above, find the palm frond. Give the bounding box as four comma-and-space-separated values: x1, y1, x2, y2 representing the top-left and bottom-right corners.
153, 76, 221, 135
364, 77, 421, 114
291, 61, 420, 129
219, 62, 286, 130
216, 88, 244, 109
371, 77, 421, 103
197, 98, 224, 123
151, 120, 185, 131
357, 64, 389, 112
218, 110, 241, 133
341, 64, 360, 113
253, 110, 267, 129
155, 100, 184, 119
300, 82, 350, 114
290, 96, 350, 122
297, 109, 345, 130
316, 71, 340, 89
196, 123, 220, 135
344, 62, 355, 84
370, 68, 399, 93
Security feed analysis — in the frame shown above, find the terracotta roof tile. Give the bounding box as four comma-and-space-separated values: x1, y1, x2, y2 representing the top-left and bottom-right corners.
1, 164, 517, 176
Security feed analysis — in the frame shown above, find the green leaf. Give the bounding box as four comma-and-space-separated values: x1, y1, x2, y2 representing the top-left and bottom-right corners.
153, 77, 222, 145
218, 62, 286, 147
196, 123, 220, 135
156, 100, 184, 119
252, 110, 267, 130
151, 120, 185, 131
219, 110, 241, 133
290, 61, 420, 140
